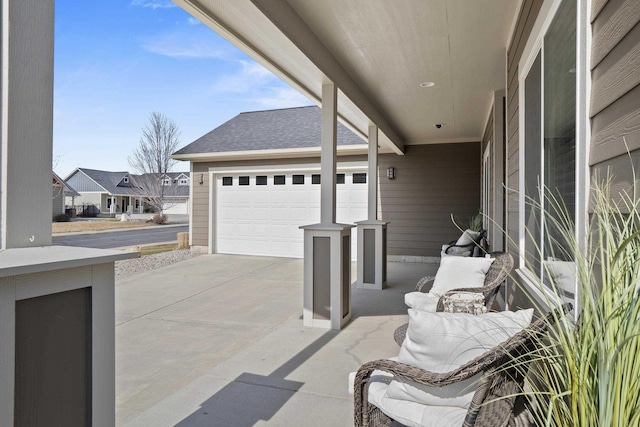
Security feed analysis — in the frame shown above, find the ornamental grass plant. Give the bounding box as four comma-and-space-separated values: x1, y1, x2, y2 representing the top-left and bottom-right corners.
515, 174, 640, 426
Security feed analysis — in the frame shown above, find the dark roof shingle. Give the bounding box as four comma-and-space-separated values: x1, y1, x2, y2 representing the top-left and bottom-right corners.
173, 106, 365, 155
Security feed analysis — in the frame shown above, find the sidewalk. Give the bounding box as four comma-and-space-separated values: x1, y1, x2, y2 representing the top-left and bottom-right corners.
115, 254, 436, 426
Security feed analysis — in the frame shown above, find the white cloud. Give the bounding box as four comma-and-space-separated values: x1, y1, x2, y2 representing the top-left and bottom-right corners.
211, 61, 277, 93
254, 87, 312, 109
210, 60, 312, 109
140, 32, 232, 59
131, 0, 176, 9
187, 17, 201, 26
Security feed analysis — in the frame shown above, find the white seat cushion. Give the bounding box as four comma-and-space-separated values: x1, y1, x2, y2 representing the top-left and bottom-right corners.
349, 366, 467, 427
386, 309, 534, 408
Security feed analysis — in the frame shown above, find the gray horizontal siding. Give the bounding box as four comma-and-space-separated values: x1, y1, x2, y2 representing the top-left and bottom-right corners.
378, 143, 480, 258
66, 171, 104, 192
590, 0, 640, 196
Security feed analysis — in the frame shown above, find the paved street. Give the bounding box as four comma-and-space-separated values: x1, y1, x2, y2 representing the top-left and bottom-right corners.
53, 225, 189, 249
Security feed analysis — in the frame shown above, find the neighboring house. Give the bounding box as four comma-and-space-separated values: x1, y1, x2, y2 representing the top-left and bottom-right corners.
52, 172, 79, 218
174, 0, 640, 316
173, 106, 481, 259
64, 168, 190, 216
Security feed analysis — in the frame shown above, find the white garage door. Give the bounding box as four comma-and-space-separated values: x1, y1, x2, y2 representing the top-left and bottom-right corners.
216, 171, 368, 258
163, 199, 188, 215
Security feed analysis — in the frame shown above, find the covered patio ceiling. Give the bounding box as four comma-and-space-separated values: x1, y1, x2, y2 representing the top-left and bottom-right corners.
175, 0, 519, 154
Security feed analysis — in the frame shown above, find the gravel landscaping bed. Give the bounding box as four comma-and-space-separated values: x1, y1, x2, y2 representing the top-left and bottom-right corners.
116, 249, 203, 278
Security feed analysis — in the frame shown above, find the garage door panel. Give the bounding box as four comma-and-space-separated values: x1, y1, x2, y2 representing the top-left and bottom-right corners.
216, 171, 366, 258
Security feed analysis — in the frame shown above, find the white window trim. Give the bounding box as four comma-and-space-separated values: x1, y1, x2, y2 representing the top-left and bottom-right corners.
517, 0, 590, 316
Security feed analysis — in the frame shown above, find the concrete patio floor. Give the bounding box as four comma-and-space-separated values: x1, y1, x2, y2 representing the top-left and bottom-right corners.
115, 254, 437, 426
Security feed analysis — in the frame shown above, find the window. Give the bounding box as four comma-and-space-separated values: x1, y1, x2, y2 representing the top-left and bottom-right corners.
292, 174, 305, 185
239, 176, 250, 186
336, 174, 345, 184
311, 174, 321, 184
274, 175, 285, 185
222, 177, 233, 186
256, 176, 267, 186
178, 178, 188, 186
353, 173, 367, 184
522, 0, 576, 285
163, 178, 172, 186
123, 176, 129, 184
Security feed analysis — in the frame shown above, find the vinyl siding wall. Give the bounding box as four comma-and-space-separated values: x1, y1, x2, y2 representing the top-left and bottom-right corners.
65, 171, 104, 192
52, 187, 64, 216
589, 0, 640, 194
189, 144, 480, 257
378, 143, 480, 258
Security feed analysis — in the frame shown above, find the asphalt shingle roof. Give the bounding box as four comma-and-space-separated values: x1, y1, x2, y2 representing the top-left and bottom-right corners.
173, 106, 365, 155
74, 168, 189, 197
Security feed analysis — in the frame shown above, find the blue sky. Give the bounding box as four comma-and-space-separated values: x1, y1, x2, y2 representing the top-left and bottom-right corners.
54, 0, 312, 178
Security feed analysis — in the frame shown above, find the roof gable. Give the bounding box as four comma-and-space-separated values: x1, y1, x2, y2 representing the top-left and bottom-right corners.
173, 106, 365, 156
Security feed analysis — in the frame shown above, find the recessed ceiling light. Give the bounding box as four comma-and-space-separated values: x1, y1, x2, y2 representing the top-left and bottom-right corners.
420, 81, 435, 88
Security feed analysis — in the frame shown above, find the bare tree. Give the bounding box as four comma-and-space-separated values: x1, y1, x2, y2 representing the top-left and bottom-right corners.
128, 112, 181, 217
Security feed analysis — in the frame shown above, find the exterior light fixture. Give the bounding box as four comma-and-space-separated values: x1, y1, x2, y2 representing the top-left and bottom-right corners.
199, 174, 204, 185
387, 167, 396, 180
419, 81, 435, 88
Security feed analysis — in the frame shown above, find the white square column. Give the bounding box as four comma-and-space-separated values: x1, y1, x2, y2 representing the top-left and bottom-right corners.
301, 82, 353, 329
356, 125, 388, 289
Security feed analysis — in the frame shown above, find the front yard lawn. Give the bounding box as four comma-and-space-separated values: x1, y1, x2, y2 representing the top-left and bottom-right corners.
52, 220, 151, 234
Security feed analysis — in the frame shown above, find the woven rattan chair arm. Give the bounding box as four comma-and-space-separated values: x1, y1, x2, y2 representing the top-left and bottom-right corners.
354, 358, 486, 426
415, 276, 435, 292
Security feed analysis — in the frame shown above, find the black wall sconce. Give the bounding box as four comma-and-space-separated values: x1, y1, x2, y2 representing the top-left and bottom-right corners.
199, 173, 204, 185
387, 167, 396, 180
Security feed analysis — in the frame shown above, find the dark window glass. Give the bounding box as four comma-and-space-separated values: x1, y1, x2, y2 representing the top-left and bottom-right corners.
292, 174, 305, 185
274, 175, 285, 185
256, 175, 267, 186
337, 174, 345, 184
353, 173, 367, 184
312, 174, 321, 184
239, 176, 250, 186
222, 177, 233, 186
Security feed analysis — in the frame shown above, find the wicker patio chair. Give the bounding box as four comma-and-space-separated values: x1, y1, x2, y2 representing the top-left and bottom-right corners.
354, 303, 572, 427
394, 252, 514, 346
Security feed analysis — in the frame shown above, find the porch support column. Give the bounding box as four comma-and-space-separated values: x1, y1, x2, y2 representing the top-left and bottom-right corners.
356, 125, 388, 290
300, 82, 352, 330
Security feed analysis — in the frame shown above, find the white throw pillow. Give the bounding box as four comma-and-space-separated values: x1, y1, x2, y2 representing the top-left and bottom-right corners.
430, 256, 495, 296
404, 291, 439, 312
386, 308, 534, 408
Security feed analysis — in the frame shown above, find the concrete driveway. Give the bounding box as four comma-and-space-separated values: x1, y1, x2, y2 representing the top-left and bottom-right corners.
115, 254, 436, 426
